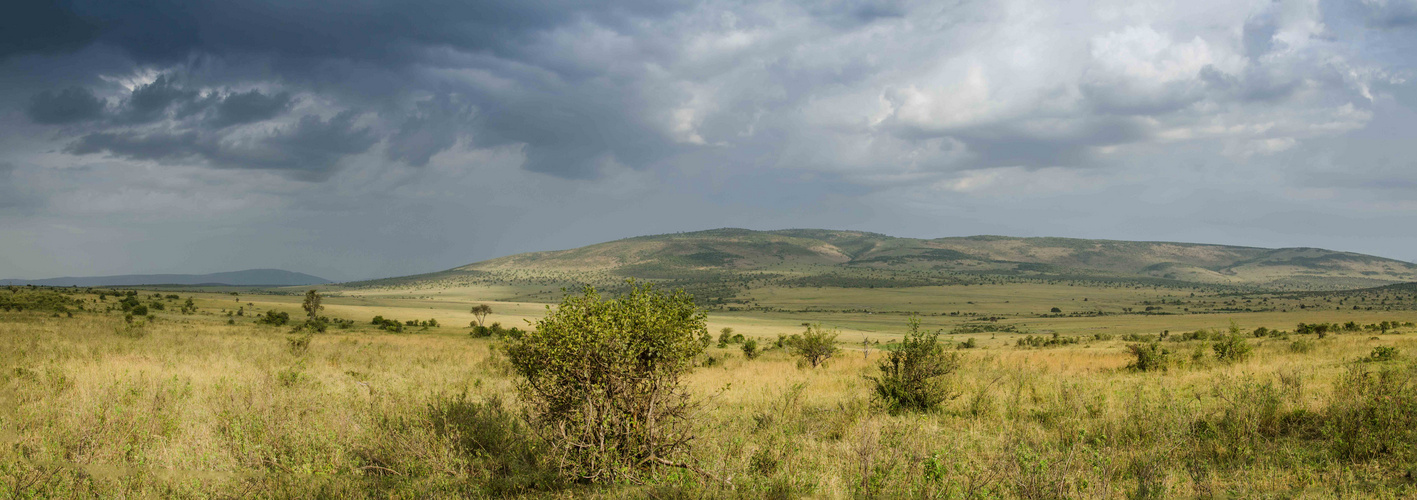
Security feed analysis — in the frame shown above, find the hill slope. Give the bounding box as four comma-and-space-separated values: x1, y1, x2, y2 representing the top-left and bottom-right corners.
0, 269, 330, 287
448, 228, 1417, 289
336, 229, 1416, 298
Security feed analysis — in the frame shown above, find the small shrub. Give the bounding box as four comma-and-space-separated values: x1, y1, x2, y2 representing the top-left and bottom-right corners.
1324, 364, 1417, 461
786, 324, 840, 368
742, 338, 759, 360
287, 332, 313, 356
718, 327, 736, 346
1127, 342, 1170, 372
957, 337, 978, 349
1289, 339, 1315, 354
427, 392, 560, 494
749, 448, 780, 476
1368, 346, 1400, 362
115, 321, 148, 339
276, 363, 305, 387
1212, 324, 1253, 363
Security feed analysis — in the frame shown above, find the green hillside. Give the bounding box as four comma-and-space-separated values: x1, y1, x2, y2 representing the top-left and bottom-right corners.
444, 228, 1414, 288
338, 229, 1417, 303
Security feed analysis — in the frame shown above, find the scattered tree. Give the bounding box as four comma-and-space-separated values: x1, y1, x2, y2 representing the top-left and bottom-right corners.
302, 289, 323, 321
470, 304, 493, 327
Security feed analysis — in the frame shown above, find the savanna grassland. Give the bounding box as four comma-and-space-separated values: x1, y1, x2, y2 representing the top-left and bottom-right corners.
3, 277, 1417, 499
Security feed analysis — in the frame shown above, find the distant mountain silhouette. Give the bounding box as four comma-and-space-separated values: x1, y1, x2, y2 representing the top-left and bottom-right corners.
0, 269, 330, 287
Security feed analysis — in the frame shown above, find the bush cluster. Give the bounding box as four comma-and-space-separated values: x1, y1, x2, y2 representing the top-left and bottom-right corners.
469, 322, 526, 339
256, 311, 291, 326
1016, 333, 1081, 348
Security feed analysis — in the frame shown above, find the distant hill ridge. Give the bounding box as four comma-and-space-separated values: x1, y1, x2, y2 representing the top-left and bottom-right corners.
0, 269, 330, 287
450, 228, 1417, 290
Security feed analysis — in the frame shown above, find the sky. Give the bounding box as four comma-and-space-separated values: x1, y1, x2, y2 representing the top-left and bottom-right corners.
2, 0, 1417, 281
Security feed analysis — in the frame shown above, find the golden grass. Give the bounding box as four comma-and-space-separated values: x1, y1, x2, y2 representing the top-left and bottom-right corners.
2, 288, 1416, 498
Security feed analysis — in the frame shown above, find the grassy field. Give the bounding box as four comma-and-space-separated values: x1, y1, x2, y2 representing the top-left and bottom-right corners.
3, 283, 1417, 498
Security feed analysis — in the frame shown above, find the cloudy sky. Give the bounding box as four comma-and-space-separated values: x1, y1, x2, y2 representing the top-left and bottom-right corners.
2, 0, 1416, 281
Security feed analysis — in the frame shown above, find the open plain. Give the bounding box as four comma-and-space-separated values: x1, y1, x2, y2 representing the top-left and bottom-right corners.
4, 243, 1417, 498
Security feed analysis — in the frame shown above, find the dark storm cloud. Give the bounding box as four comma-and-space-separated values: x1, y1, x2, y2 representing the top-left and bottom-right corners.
11, 0, 701, 179
384, 94, 471, 167
67, 111, 376, 179
119, 75, 198, 123
32, 0, 686, 66
25, 86, 106, 124
474, 96, 679, 179
9, 0, 1412, 185
28, 72, 375, 178
212, 90, 294, 128
0, 0, 100, 60
66, 130, 199, 162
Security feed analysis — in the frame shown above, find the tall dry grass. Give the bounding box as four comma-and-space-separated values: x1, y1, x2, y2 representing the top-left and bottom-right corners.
2, 305, 1416, 498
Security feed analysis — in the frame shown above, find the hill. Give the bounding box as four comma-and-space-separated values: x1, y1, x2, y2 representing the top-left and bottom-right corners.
455, 229, 1415, 285
0, 269, 330, 287
340, 229, 1417, 300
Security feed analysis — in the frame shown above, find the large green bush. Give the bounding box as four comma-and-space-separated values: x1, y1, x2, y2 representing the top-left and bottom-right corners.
503, 282, 707, 483
869, 317, 960, 413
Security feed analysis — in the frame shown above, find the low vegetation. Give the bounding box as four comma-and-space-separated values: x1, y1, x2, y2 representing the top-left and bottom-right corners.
1, 282, 1415, 498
